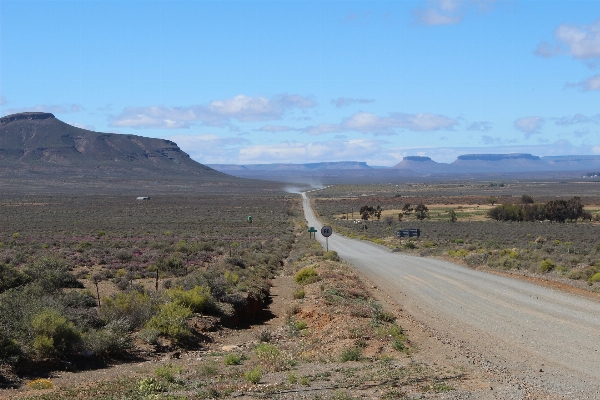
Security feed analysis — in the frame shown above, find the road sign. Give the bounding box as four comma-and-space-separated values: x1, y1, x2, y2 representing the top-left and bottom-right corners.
308, 227, 317, 238
321, 226, 333, 252
396, 228, 420, 238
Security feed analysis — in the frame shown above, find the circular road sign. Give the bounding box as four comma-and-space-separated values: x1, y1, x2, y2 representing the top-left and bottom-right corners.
321, 226, 333, 237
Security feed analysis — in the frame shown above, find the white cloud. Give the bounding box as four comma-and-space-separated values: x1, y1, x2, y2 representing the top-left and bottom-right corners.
481, 135, 502, 145
257, 125, 297, 133
167, 134, 252, 164
110, 94, 316, 129
5, 104, 84, 115
555, 19, 600, 59
467, 121, 492, 131
555, 113, 600, 126
331, 97, 375, 108
414, 0, 495, 26
238, 139, 389, 164
514, 116, 544, 137
305, 112, 457, 136
536, 19, 600, 60
566, 74, 600, 92
67, 121, 95, 131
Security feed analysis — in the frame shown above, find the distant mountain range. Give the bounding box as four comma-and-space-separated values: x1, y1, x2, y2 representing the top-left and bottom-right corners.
208, 161, 373, 171
393, 154, 600, 174
2, 112, 599, 190
209, 154, 600, 183
0, 112, 242, 192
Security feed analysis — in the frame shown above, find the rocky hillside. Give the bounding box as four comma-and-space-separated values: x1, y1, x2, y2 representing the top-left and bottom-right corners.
0, 112, 245, 192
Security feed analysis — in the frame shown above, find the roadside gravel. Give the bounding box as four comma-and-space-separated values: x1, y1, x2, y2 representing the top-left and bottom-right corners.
303, 192, 600, 399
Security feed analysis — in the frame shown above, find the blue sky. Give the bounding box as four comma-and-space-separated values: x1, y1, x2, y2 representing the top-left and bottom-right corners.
1, 0, 599, 165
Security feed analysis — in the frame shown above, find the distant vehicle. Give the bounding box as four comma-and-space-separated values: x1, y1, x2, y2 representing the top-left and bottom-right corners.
136, 197, 151, 200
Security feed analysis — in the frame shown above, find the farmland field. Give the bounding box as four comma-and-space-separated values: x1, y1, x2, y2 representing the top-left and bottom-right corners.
310, 182, 600, 292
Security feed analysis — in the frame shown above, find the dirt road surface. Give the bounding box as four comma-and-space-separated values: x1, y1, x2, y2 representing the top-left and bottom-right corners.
303, 192, 600, 399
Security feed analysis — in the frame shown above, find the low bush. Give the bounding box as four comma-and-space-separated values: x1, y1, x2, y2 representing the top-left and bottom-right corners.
144, 302, 192, 341
294, 266, 318, 285
587, 272, 600, 285
340, 347, 362, 362
323, 251, 340, 261
293, 288, 305, 299
0, 263, 30, 293
101, 291, 156, 329
448, 249, 468, 257
0, 332, 21, 362
539, 259, 555, 273
138, 377, 165, 394
27, 378, 53, 390
166, 285, 212, 313
83, 319, 132, 356
155, 363, 182, 383
31, 309, 81, 357
244, 366, 262, 384
223, 353, 244, 365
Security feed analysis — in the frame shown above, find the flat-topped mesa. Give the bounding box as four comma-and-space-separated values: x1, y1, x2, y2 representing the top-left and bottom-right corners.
0, 112, 56, 124
403, 156, 433, 162
456, 153, 540, 161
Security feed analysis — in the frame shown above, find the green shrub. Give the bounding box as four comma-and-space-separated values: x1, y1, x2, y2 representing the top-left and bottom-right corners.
293, 288, 305, 299
403, 241, 417, 250
294, 266, 318, 285
300, 376, 310, 386
448, 249, 468, 257
27, 378, 53, 390
83, 319, 132, 356
539, 259, 555, 273
0, 332, 21, 362
155, 363, 182, 383
588, 272, 600, 285
60, 290, 97, 308
392, 339, 405, 351
138, 377, 165, 394
255, 342, 281, 363
287, 372, 298, 384
244, 366, 262, 384
138, 327, 160, 345
340, 347, 362, 362
144, 302, 192, 341
323, 251, 340, 261
294, 320, 308, 331
167, 285, 212, 313
0, 263, 30, 293
223, 353, 244, 365
101, 291, 156, 329
31, 309, 81, 357
24, 258, 82, 291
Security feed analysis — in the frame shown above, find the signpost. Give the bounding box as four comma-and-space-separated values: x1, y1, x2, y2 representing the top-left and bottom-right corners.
321, 225, 332, 251
396, 228, 420, 238
308, 226, 317, 238
247, 216, 252, 224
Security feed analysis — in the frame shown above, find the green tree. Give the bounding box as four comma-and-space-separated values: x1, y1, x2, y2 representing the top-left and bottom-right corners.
415, 204, 429, 220
521, 194, 534, 204
448, 209, 457, 222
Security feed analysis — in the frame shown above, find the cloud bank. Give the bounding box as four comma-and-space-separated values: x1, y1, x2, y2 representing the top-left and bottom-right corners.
110, 94, 316, 129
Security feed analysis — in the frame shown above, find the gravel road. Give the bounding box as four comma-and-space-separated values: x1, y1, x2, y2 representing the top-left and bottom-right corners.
302, 192, 600, 399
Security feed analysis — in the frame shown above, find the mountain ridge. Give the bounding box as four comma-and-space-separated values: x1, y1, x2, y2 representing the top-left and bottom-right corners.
0, 112, 249, 192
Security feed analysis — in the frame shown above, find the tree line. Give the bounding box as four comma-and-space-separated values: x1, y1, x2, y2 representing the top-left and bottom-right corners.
486, 196, 591, 223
